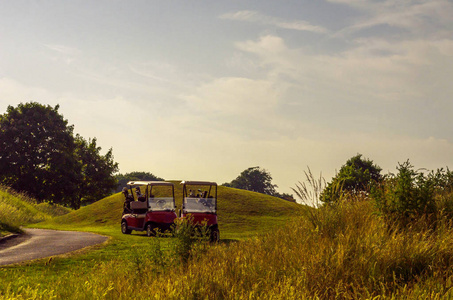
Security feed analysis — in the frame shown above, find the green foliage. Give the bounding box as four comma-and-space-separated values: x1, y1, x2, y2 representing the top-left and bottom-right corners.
0, 102, 118, 208
0, 102, 79, 206
171, 215, 210, 264
115, 171, 164, 192
223, 166, 278, 196
321, 154, 382, 204
372, 161, 453, 225
75, 135, 118, 206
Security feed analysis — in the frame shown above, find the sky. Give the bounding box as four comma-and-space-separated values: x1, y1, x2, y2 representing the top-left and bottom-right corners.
1, 0, 453, 197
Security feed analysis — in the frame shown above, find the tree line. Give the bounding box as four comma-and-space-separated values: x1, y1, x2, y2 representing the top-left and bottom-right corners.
0, 102, 294, 209
3, 102, 401, 210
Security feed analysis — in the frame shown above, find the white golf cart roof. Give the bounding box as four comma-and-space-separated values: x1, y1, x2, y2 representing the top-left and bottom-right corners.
126, 181, 174, 186
180, 181, 217, 186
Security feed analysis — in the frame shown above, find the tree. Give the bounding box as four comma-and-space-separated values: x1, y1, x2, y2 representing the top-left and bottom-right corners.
0, 102, 80, 206
115, 171, 164, 192
321, 154, 382, 203
0, 102, 119, 209
223, 166, 278, 195
74, 135, 119, 207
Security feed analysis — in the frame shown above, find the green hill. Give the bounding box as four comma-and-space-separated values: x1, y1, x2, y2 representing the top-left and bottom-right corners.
0, 187, 71, 236
39, 181, 305, 238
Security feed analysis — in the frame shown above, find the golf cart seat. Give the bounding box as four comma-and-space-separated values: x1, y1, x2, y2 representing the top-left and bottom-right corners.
130, 201, 148, 213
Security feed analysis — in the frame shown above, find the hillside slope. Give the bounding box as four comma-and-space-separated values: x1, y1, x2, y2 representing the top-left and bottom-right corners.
41, 182, 306, 238
0, 187, 71, 236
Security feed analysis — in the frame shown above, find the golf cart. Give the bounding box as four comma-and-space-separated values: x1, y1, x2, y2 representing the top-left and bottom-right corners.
121, 181, 177, 237
180, 181, 219, 242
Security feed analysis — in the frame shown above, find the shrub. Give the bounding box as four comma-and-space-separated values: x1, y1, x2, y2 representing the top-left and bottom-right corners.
171, 215, 210, 265
372, 160, 443, 225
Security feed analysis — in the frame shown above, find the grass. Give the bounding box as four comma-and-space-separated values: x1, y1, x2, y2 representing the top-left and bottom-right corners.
4, 199, 453, 299
3, 180, 453, 298
37, 182, 304, 239
0, 186, 71, 236
0, 182, 305, 298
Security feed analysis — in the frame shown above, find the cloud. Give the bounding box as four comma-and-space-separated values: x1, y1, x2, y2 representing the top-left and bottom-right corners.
329, 0, 453, 38
223, 30, 453, 145
237, 33, 453, 100
220, 10, 328, 34
183, 77, 280, 115
44, 44, 81, 55
43, 44, 81, 65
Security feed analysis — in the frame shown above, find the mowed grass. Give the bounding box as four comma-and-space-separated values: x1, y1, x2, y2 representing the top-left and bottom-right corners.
37, 182, 304, 239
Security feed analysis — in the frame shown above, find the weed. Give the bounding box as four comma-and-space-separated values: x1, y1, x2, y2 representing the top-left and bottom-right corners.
292, 167, 325, 208
171, 215, 210, 265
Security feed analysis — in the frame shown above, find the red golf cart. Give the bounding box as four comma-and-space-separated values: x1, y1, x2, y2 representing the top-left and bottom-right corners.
121, 181, 177, 237
180, 181, 219, 242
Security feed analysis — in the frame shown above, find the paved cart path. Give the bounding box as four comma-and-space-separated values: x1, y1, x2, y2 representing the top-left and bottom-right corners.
0, 228, 108, 266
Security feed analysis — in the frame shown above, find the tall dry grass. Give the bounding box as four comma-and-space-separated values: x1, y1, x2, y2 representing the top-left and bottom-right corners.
0, 185, 71, 233
3, 197, 453, 299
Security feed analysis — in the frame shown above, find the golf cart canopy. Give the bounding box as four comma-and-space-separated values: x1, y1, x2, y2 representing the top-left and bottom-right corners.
125, 181, 175, 212
127, 181, 173, 186
180, 181, 217, 186
181, 180, 218, 214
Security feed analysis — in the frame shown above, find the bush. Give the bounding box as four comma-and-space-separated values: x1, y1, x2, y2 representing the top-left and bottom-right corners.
372, 160, 453, 226
171, 215, 210, 265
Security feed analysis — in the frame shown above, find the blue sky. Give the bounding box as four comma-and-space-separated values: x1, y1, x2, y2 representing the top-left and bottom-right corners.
1, 0, 452, 196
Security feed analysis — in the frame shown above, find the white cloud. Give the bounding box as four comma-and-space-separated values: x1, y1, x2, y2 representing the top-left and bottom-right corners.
43, 44, 81, 65
220, 10, 328, 33
44, 44, 80, 55
236, 33, 453, 104
330, 0, 453, 38
184, 77, 280, 115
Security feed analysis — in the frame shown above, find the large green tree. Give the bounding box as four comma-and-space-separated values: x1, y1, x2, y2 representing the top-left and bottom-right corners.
321, 154, 382, 203
0, 102, 118, 208
0, 102, 80, 205
223, 166, 278, 196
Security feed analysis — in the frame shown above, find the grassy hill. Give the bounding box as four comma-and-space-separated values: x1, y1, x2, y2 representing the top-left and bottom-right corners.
0, 186, 71, 236
37, 181, 305, 239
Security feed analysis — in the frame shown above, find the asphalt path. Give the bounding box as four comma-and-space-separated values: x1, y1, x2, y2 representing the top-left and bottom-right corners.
0, 228, 108, 266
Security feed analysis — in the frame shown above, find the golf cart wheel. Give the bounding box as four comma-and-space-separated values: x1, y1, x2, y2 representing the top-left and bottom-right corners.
146, 223, 157, 237
210, 228, 219, 243
121, 221, 131, 234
